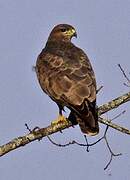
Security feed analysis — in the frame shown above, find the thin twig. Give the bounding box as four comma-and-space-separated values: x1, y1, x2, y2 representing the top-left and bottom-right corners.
111, 110, 126, 121
118, 64, 130, 86
104, 136, 122, 170
47, 123, 122, 170
103, 126, 122, 170
96, 86, 103, 94
47, 135, 87, 147
99, 117, 130, 135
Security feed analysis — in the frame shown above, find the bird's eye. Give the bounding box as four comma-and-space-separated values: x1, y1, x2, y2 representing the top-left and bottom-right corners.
61, 28, 67, 32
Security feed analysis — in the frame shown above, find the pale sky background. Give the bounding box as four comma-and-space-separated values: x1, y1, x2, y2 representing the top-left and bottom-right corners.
0, 0, 130, 180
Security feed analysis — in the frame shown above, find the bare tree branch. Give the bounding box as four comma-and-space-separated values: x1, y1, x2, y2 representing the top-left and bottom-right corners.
118, 64, 130, 86
0, 91, 130, 157
98, 91, 130, 115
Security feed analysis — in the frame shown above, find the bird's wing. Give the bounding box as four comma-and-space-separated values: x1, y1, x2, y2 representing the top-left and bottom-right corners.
36, 46, 98, 135
36, 47, 96, 106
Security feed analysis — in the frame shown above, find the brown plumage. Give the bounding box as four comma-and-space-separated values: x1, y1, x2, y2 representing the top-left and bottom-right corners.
36, 24, 99, 135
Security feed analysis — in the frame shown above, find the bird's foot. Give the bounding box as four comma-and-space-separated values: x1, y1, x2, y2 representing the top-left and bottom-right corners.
51, 114, 69, 126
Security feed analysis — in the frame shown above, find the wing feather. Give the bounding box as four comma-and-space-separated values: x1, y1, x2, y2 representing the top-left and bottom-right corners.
36, 42, 98, 135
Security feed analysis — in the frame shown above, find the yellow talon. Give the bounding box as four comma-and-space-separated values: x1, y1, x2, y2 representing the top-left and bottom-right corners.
51, 114, 68, 126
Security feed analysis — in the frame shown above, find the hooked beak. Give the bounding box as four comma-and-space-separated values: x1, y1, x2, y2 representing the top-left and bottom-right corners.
73, 31, 77, 38
71, 28, 77, 38
65, 28, 77, 39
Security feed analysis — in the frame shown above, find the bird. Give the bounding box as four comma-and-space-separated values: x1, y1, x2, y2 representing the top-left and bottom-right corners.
35, 24, 99, 136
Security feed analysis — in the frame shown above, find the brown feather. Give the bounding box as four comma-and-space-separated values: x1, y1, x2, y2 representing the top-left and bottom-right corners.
36, 24, 99, 135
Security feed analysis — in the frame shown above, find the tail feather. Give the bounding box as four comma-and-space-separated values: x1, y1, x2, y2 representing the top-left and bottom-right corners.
77, 110, 99, 135
68, 100, 99, 136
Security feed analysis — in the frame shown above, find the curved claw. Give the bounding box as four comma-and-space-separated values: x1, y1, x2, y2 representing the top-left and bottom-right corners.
51, 115, 68, 126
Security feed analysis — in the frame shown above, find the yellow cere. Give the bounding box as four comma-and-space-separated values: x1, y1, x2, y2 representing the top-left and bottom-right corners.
66, 28, 76, 36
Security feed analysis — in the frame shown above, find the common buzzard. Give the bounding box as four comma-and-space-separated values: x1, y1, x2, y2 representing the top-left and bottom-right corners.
36, 24, 99, 135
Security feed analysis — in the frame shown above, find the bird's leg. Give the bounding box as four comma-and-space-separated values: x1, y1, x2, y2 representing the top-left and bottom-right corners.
51, 105, 68, 126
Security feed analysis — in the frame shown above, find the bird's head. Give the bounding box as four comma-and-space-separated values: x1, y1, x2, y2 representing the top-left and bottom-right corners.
48, 24, 77, 42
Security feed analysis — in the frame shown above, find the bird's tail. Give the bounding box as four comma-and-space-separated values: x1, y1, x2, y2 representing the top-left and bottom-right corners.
68, 101, 99, 136
77, 109, 99, 136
